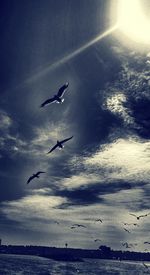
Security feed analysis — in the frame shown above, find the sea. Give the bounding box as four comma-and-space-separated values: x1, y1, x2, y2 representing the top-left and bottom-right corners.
0, 254, 149, 275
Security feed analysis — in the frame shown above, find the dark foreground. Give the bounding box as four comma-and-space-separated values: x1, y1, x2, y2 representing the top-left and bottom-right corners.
0, 254, 150, 275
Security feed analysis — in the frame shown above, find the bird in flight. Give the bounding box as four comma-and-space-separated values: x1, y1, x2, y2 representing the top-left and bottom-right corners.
123, 222, 139, 227
40, 82, 69, 107
95, 219, 103, 223
122, 242, 132, 249
129, 213, 150, 220
27, 171, 45, 184
47, 136, 73, 153
94, 239, 101, 242
72, 224, 86, 228
123, 228, 131, 233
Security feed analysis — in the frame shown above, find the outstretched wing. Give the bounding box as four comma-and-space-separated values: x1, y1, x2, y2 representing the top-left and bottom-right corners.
36, 171, 45, 176
139, 213, 150, 218
57, 82, 69, 98
61, 136, 73, 144
129, 213, 137, 218
40, 97, 56, 107
47, 144, 58, 154
27, 175, 34, 184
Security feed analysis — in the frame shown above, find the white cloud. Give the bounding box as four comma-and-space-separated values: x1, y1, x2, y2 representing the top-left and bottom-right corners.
84, 137, 150, 183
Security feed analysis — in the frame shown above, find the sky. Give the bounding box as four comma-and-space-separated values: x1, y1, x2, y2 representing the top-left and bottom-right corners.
0, 0, 150, 251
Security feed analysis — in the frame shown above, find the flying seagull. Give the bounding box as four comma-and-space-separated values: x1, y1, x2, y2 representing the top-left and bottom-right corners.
72, 224, 86, 228
123, 228, 131, 233
129, 213, 150, 220
40, 82, 69, 107
122, 242, 132, 249
95, 219, 103, 223
47, 136, 73, 154
94, 239, 101, 242
123, 222, 139, 227
27, 171, 45, 184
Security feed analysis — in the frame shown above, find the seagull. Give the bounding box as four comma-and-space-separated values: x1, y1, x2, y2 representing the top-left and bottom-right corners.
27, 171, 45, 184
72, 224, 86, 228
95, 219, 103, 223
40, 82, 69, 107
94, 239, 101, 242
129, 213, 150, 220
122, 242, 132, 249
123, 228, 131, 233
47, 136, 73, 153
123, 223, 139, 227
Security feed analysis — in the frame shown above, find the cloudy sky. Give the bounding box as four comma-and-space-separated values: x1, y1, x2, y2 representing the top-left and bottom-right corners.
0, 0, 150, 250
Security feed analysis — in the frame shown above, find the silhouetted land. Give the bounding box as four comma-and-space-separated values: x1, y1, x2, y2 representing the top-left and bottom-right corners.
0, 245, 149, 262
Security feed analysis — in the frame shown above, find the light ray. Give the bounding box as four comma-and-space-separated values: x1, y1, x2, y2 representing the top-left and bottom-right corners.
16, 25, 118, 88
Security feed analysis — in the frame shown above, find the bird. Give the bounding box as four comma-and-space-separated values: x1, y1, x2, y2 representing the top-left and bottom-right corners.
40, 82, 69, 107
47, 136, 73, 153
27, 171, 45, 184
95, 219, 103, 223
123, 228, 131, 233
144, 242, 150, 244
70, 226, 76, 229
94, 239, 101, 242
123, 222, 139, 227
122, 242, 132, 249
122, 242, 137, 248
129, 213, 150, 220
72, 224, 86, 228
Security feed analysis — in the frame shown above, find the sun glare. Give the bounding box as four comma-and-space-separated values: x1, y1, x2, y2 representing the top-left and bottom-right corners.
118, 0, 150, 44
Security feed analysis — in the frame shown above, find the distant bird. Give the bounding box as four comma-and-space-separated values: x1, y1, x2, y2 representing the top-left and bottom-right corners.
27, 171, 45, 184
94, 239, 101, 242
129, 213, 150, 220
122, 242, 132, 249
95, 219, 103, 223
122, 242, 137, 248
123, 222, 139, 227
54, 221, 59, 225
123, 228, 131, 233
47, 136, 73, 154
144, 242, 150, 244
72, 224, 86, 228
40, 82, 69, 107
133, 223, 139, 227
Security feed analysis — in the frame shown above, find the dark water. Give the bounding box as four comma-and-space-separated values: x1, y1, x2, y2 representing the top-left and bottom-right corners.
0, 254, 149, 275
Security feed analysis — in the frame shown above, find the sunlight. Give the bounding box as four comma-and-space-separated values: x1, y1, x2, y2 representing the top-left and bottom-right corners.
118, 0, 150, 44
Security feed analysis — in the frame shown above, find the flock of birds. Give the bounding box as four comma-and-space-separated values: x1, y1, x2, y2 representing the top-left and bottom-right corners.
27, 82, 73, 184
25, 82, 149, 268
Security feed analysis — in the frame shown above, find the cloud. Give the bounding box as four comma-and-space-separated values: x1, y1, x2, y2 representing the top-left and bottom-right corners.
0, 110, 12, 130
84, 137, 150, 183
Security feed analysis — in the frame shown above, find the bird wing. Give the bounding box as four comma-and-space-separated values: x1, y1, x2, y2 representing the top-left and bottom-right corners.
27, 175, 35, 184
61, 136, 73, 144
40, 97, 56, 107
47, 144, 58, 154
129, 213, 137, 218
57, 82, 69, 98
36, 171, 45, 176
139, 215, 146, 218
